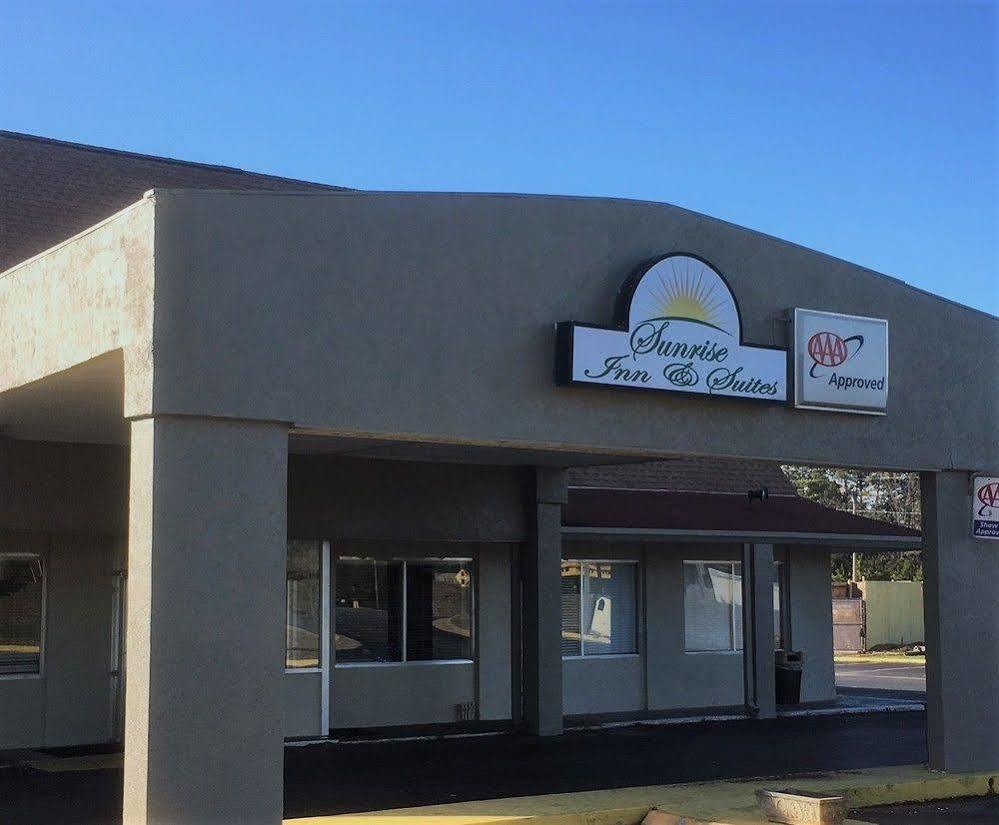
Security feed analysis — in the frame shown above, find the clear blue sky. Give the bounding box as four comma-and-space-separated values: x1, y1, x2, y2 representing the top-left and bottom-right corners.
3, 1, 996, 314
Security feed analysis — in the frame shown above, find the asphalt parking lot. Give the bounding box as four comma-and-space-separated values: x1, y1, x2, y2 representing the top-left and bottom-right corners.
835, 660, 926, 695
854, 795, 999, 823
0, 711, 928, 824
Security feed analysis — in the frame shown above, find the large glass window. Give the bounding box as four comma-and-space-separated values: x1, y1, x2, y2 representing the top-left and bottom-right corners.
286, 541, 322, 669
335, 558, 403, 663
335, 557, 473, 664
683, 561, 743, 652
406, 561, 474, 661
0, 554, 44, 675
561, 560, 638, 657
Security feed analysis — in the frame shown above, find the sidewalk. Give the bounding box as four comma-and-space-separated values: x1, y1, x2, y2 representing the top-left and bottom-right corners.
287, 766, 998, 825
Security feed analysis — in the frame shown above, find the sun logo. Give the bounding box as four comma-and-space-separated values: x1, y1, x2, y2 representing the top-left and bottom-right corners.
647, 258, 730, 333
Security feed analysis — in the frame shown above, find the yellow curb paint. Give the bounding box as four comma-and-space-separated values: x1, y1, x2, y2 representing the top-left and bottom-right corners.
284, 765, 998, 825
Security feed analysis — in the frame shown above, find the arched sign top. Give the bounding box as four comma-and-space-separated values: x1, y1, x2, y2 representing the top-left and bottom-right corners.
619, 254, 743, 339
556, 253, 787, 402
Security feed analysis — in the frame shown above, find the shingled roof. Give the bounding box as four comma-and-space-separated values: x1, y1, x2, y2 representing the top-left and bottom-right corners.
567, 457, 798, 497
565, 458, 919, 540
0, 130, 349, 271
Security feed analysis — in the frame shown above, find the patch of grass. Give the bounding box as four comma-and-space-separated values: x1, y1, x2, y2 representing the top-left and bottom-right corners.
835, 652, 925, 665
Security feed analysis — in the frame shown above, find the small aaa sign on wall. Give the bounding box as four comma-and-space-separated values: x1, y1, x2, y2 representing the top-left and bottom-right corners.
973, 477, 999, 540
793, 308, 889, 415
556, 254, 787, 402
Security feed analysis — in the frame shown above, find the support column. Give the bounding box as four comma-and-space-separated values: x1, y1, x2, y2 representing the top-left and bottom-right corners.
124, 416, 289, 824
742, 543, 776, 719
922, 471, 999, 772
522, 467, 566, 736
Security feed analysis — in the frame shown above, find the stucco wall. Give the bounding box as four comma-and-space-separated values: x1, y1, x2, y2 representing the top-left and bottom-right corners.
143, 190, 997, 472
288, 456, 526, 543
646, 543, 747, 711
283, 672, 323, 738
0, 531, 116, 749
0, 439, 127, 535
562, 541, 837, 717
0, 197, 153, 409
0, 440, 124, 749
788, 548, 836, 703
563, 542, 747, 716
333, 662, 475, 729
325, 542, 514, 730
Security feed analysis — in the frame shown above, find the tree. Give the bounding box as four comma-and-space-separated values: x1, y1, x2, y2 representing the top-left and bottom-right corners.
782, 465, 922, 581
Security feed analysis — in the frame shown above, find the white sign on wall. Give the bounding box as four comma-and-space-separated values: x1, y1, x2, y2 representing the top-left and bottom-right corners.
973, 477, 999, 540
556, 254, 787, 402
793, 308, 889, 415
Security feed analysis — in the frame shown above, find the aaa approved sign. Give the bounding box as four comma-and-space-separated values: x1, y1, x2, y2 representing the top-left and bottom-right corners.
794, 308, 889, 415
973, 476, 999, 540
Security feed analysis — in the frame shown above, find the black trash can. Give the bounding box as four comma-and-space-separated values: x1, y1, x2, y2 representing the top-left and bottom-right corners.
775, 650, 803, 705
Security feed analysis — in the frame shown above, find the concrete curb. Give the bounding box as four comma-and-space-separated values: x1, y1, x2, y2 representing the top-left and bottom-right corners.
284, 766, 998, 825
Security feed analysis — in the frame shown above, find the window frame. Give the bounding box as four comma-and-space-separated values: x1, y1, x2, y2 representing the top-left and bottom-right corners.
682, 559, 743, 654
334, 555, 476, 668
285, 540, 326, 674
0, 552, 47, 680
773, 559, 786, 651
560, 558, 640, 660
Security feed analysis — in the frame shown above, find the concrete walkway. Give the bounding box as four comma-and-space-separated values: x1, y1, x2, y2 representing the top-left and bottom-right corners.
289, 765, 999, 825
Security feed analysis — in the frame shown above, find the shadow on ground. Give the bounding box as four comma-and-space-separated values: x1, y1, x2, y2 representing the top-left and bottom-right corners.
0, 711, 927, 824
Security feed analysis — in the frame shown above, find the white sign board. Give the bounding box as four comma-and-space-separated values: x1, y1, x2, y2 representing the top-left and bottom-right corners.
973, 476, 999, 540
557, 255, 787, 402
793, 308, 888, 415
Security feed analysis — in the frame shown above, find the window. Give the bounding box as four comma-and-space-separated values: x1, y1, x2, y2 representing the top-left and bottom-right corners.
683, 561, 743, 652
335, 558, 403, 663
561, 560, 638, 657
286, 541, 322, 669
335, 557, 474, 664
0, 554, 44, 676
406, 561, 473, 661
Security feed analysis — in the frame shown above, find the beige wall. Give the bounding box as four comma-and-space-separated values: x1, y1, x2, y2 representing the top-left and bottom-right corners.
0, 532, 117, 749
140, 190, 996, 472
562, 541, 837, 717
859, 580, 925, 648
787, 548, 836, 703
0, 198, 153, 408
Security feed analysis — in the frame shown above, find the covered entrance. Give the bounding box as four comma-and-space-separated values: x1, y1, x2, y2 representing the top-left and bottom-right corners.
0, 181, 994, 825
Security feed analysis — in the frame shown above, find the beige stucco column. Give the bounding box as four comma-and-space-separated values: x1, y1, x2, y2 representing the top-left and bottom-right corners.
522, 467, 566, 736
922, 470, 999, 772
124, 416, 289, 824
742, 543, 776, 719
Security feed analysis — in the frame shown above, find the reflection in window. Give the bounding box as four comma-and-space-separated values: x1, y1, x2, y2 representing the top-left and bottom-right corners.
406, 562, 473, 661
335, 559, 403, 663
286, 541, 321, 668
561, 560, 638, 657
560, 562, 582, 656
683, 561, 743, 652
0, 554, 43, 675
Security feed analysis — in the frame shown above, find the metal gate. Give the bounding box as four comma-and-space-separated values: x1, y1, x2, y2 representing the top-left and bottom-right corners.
833, 597, 865, 652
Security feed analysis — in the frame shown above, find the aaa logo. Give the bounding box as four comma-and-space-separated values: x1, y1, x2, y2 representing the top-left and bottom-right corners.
979, 482, 999, 509
807, 331, 864, 377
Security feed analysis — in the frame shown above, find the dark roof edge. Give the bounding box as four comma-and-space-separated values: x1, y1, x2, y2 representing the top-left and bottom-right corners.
562, 526, 922, 548
0, 130, 352, 192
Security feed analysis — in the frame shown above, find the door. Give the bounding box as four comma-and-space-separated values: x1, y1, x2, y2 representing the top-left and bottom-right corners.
832, 597, 865, 652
